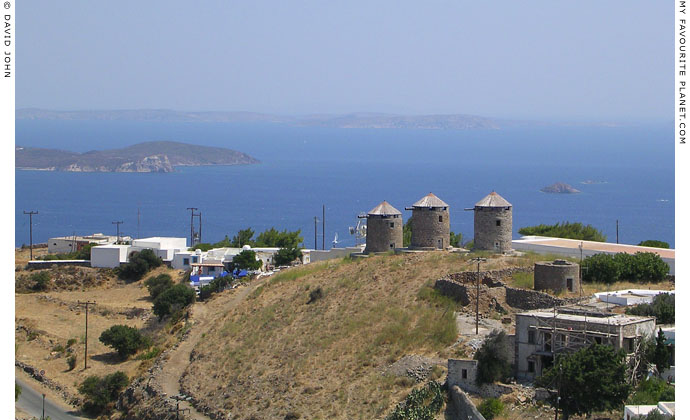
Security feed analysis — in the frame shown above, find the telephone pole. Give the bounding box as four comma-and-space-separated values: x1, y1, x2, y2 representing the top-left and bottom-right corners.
23, 211, 38, 260
469, 257, 486, 335
186, 207, 198, 246
314, 217, 318, 250
77, 301, 96, 370
616, 219, 619, 244
197, 212, 202, 245
171, 396, 191, 419
112, 221, 123, 243
322, 205, 325, 250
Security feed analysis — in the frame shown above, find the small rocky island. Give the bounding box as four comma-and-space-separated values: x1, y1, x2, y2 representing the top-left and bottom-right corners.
540, 182, 581, 194
15, 141, 259, 173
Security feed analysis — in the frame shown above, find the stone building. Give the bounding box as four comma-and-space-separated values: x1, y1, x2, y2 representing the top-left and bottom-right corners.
534, 260, 580, 293
361, 201, 403, 253
514, 307, 655, 380
405, 193, 450, 250
472, 191, 512, 252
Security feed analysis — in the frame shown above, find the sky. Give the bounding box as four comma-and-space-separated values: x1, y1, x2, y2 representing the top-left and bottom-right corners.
17, 1, 673, 122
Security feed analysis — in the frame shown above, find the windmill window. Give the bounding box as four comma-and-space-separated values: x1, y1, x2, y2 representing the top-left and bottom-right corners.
390, 243, 394, 248
439, 215, 443, 222
496, 220, 501, 227
390, 222, 395, 228
528, 361, 535, 373
462, 369, 468, 379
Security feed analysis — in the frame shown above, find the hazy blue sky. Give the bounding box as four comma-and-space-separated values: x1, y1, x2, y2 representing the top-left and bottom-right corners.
18, 1, 672, 121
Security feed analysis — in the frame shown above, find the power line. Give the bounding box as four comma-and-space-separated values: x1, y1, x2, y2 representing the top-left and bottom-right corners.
23, 211, 38, 260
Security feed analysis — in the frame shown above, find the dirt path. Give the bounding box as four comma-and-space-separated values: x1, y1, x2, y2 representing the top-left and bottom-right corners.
157, 279, 267, 419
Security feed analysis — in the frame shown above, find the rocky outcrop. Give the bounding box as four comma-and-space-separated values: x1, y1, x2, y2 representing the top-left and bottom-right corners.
540, 182, 581, 194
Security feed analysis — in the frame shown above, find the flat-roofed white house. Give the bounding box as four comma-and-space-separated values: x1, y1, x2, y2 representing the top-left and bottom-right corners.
48, 233, 131, 254
131, 237, 187, 260
90, 244, 131, 268
624, 401, 675, 419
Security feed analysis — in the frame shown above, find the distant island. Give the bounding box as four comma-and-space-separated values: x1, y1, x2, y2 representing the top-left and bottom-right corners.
580, 180, 607, 185
540, 182, 581, 194
15, 141, 259, 173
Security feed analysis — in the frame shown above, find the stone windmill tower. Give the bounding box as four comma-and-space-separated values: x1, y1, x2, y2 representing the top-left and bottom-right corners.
472, 191, 512, 252
361, 201, 403, 253
405, 193, 450, 249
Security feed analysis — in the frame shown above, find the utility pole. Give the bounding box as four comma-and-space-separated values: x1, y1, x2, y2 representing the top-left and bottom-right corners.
42, 393, 45, 420
322, 205, 325, 250
112, 221, 123, 243
314, 217, 318, 250
197, 212, 202, 245
616, 219, 619, 244
137, 206, 141, 239
171, 396, 191, 419
23, 211, 38, 260
186, 207, 198, 246
77, 301, 96, 370
469, 257, 486, 335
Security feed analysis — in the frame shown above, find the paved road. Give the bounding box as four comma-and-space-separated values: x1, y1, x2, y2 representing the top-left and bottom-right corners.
15, 378, 82, 420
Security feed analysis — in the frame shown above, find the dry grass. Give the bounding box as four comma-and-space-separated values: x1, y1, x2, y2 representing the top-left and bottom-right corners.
184, 252, 519, 420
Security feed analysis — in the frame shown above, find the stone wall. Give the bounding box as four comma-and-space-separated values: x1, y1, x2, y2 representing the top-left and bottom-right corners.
410, 207, 450, 249
449, 385, 486, 420
365, 215, 403, 253
447, 359, 514, 398
504, 287, 573, 310
474, 207, 512, 252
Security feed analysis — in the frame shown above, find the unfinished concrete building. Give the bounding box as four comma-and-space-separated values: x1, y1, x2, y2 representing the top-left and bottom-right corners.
361, 201, 403, 253
405, 193, 450, 250
471, 191, 512, 252
534, 260, 580, 293
514, 307, 655, 380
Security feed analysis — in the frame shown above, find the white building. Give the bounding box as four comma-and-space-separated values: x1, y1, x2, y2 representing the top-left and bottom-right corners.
624, 401, 675, 419
130, 237, 187, 260
595, 290, 675, 306
90, 244, 131, 268
48, 233, 130, 254
171, 249, 205, 270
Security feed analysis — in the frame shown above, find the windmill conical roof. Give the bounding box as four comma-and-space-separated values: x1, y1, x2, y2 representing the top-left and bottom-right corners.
475, 191, 512, 207
411, 193, 449, 208
368, 201, 402, 216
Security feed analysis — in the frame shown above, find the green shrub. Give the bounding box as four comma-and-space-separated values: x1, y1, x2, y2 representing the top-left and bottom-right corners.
67, 354, 77, 371
30, 271, 51, 291
307, 286, 324, 304
15, 384, 21, 401
627, 377, 675, 405
638, 240, 670, 249
583, 252, 669, 284
475, 330, 512, 384
137, 346, 162, 360
153, 284, 196, 320
582, 253, 619, 283
385, 381, 444, 420
66, 338, 77, 348
478, 398, 504, 420
229, 249, 262, 271
78, 371, 129, 415
118, 249, 162, 281
626, 293, 675, 324
99, 325, 151, 358
518, 222, 606, 242
144, 274, 174, 299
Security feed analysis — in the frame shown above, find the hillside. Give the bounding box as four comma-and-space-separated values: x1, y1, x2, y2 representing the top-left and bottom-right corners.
179, 252, 520, 420
15, 141, 259, 172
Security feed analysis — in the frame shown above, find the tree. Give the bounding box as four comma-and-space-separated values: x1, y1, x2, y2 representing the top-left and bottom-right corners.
651, 330, 671, 373
475, 330, 512, 384
153, 284, 195, 320
78, 371, 129, 415
274, 247, 302, 266
450, 231, 462, 248
628, 252, 669, 283
230, 250, 262, 271
144, 273, 174, 299
627, 377, 674, 405
582, 253, 619, 283
638, 240, 670, 249
255, 227, 303, 248
536, 344, 630, 420
402, 219, 412, 247
99, 325, 151, 358
231, 228, 255, 247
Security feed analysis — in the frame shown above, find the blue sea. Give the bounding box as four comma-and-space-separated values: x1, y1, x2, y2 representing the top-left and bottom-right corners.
15, 120, 675, 248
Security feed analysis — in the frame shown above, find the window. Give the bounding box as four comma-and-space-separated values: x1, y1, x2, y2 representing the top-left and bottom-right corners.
390, 243, 395, 248
439, 215, 443, 222
544, 333, 552, 352
183, 258, 189, 265
566, 278, 573, 292
595, 336, 602, 345
496, 220, 501, 227
462, 369, 468, 379
192, 256, 198, 263
209, 267, 215, 272
528, 330, 535, 344
528, 361, 535, 373
390, 222, 395, 228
